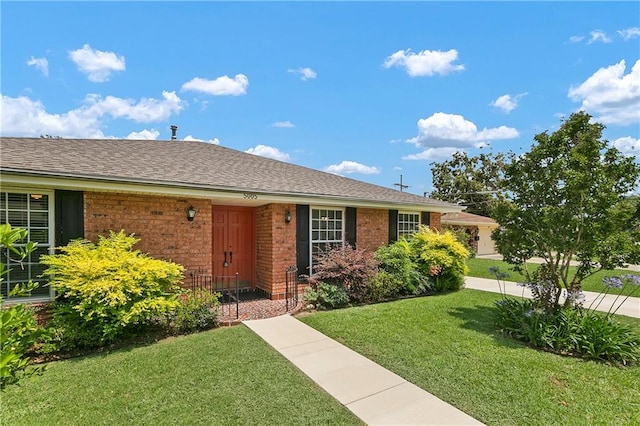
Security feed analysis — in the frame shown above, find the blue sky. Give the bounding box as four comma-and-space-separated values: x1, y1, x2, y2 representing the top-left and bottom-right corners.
2, 1, 639, 196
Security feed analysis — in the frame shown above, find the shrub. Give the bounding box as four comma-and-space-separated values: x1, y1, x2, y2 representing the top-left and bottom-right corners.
576, 312, 640, 364
163, 289, 220, 335
1, 285, 46, 390
40, 231, 183, 350
308, 244, 378, 303
494, 298, 640, 365
304, 282, 350, 310
367, 271, 405, 302
371, 241, 432, 301
0, 224, 45, 390
408, 226, 470, 292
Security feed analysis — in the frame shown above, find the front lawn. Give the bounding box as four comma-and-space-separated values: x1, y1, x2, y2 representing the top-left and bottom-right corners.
467, 258, 638, 296
299, 290, 640, 426
1, 326, 361, 425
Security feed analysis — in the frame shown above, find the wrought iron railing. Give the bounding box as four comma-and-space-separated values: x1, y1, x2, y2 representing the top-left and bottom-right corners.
190, 270, 239, 319
285, 265, 299, 312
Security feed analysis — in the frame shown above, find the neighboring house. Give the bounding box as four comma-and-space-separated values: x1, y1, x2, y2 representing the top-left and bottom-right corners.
0, 137, 462, 303
441, 212, 499, 255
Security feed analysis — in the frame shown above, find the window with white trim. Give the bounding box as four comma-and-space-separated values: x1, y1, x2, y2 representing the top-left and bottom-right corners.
1, 191, 54, 302
310, 207, 344, 272
398, 211, 420, 239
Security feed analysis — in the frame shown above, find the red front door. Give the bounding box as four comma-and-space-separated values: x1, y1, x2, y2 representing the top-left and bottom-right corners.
212, 207, 254, 287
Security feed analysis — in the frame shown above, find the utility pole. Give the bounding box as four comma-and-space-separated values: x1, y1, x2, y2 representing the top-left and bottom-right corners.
394, 174, 409, 192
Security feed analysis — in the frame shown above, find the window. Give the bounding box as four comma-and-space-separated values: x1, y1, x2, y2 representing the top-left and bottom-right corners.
398, 211, 420, 239
310, 207, 344, 272
1, 191, 54, 302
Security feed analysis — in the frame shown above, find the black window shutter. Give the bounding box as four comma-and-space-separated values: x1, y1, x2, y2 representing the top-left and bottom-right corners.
345, 207, 357, 248
296, 205, 310, 276
55, 190, 84, 247
388, 210, 398, 244
421, 212, 430, 227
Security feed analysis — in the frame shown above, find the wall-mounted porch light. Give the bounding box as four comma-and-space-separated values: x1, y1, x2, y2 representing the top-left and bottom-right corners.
285, 210, 292, 224
187, 206, 197, 221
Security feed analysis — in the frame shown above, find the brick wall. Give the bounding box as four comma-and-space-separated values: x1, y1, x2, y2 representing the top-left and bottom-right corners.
256, 203, 297, 298
356, 208, 388, 251
84, 192, 212, 281
255, 204, 272, 295
429, 212, 442, 231
83, 194, 445, 298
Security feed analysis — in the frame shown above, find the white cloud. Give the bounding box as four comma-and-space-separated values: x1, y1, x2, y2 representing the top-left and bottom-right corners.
569, 28, 638, 44
84, 90, 185, 122
490, 92, 528, 113
403, 147, 462, 161
324, 161, 381, 175
383, 49, 464, 77
617, 27, 640, 41
1, 94, 105, 138
588, 30, 612, 44
183, 135, 220, 144
287, 67, 317, 81
611, 136, 640, 158
26, 56, 49, 76
0, 91, 184, 138
568, 59, 640, 125
406, 112, 519, 149
182, 74, 249, 96
193, 98, 209, 111
245, 144, 290, 162
68, 44, 125, 82
126, 129, 160, 140
271, 121, 295, 128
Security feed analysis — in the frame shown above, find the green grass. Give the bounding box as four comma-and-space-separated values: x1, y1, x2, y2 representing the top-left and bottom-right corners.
1, 326, 362, 426
467, 257, 640, 296
299, 290, 640, 426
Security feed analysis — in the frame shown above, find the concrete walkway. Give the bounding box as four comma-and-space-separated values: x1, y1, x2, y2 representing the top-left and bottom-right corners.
245, 277, 638, 425
465, 276, 640, 318
244, 314, 483, 426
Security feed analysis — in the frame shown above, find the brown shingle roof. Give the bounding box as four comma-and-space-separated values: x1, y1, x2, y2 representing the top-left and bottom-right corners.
441, 211, 498, 226
1, 137, 459, 209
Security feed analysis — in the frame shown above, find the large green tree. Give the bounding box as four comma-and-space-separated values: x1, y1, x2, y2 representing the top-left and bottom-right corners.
492, 112, 640, 306
430, 151, 510, 217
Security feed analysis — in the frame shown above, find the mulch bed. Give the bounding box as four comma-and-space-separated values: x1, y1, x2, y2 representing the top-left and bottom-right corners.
217, 296, 306, 325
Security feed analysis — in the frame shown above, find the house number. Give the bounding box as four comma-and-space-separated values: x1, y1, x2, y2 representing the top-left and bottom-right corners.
243, 193, 258, 199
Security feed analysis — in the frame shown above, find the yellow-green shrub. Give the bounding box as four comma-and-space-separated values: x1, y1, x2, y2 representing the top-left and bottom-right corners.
40, 231, 183, 349
408, 226, 470, 291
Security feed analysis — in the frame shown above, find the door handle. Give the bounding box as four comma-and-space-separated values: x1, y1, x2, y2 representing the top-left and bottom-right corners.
229, 251, 233, 264
223, 251, 228, 267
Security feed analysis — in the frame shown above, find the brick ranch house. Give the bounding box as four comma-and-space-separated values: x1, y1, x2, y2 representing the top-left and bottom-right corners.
0, 137, 462, 303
